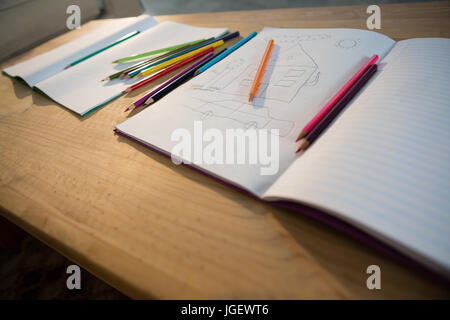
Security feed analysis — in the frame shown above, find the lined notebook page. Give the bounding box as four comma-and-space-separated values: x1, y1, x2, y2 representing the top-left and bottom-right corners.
264, 38, 450, 276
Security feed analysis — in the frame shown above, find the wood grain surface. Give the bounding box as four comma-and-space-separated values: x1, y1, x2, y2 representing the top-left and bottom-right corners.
1, 2, 449, 299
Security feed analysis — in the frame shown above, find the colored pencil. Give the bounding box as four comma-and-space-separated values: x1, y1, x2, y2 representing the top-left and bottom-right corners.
127, 35, 232, 78
139, 40, 224, 77
126, 50, 218, 112
114, 38, 206, 63
65, 30, 140, 69
295, 54, 379, 141
296, 64, 378, 153
194, 31, 257, 76
215, 30, 230, 39
102, 40, 210, 81
128, 31, 239, 78
120, 39, 216, 78
102, 54, 163, 82
125, 37, 214, 78
248, 39, 274, 102
217, 31, 240, 42
125, 33, 239, 78
123, 46, 214, 93
141, 48, 227, 107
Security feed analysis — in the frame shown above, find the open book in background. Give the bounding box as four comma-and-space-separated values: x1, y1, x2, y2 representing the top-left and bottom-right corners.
116, 28, 450, 278
3, 14, 227, 116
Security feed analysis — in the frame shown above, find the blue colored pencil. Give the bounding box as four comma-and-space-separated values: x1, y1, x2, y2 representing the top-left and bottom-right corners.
217, 31, 240, 42
194, 31, 257, 76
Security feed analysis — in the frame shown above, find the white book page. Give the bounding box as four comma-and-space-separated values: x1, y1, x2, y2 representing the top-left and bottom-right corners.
34, 22, 227, 116
264, 38, 450, 276
116, 28, 394, 196
3, 14, 158, 87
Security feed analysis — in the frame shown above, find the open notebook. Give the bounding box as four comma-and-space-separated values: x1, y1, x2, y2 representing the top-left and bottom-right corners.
116, 27, 450, 277
3, 14, 227, 116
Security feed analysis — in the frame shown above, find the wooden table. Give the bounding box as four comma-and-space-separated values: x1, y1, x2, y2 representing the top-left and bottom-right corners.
1, 2, 449, 299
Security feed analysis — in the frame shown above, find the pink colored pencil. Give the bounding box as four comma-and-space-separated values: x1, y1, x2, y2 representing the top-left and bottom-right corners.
296, 54, 379, 141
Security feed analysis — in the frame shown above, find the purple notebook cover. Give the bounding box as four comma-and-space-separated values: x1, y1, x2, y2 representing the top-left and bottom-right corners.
114, 128, 449, 285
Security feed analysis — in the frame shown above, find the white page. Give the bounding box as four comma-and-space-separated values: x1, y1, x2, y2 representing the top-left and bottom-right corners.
3, 14, 158, 87
264, 38, 450, 276
34, 22, 227, 116
116, 28, 394, 196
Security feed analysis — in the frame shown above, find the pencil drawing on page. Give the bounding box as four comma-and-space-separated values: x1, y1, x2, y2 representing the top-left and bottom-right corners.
181, 34, 333, 137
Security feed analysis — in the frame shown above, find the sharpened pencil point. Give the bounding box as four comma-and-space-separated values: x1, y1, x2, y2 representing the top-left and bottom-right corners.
248, 93, 253, 102
113, 60, 118, 63
64, 65, 71, 70
295, 130, 306, 142
124, 102, 135, 112
194, 70, 200, 76
144, 98, 154, 107
296, 139, 309, 153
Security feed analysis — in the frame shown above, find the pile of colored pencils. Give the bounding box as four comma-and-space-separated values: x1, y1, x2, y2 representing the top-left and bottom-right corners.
101, 31, 239, 102
101, 30, 260, 113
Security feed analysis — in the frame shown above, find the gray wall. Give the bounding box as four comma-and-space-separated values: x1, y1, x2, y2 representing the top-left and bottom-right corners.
140, 0, 443, 15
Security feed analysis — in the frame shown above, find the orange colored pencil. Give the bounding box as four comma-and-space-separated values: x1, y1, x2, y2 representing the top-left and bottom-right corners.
248, 39, 273, 102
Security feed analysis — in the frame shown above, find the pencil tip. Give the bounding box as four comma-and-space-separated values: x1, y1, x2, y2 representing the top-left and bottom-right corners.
194, 70, 200, 76
64, 65, 71, 70
295, 130, 306, 142
113, 60, 118, 63
296, 139, 309, 153
124, 108, 129, 112
143, 98, 154, 107
248, 94, 253, 102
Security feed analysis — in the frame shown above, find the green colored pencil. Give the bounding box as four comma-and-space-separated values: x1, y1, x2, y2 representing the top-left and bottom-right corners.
102, 53, 168, 82
65, 30, 140, 69
102, 41, 209, 82
113, 38, 206, 64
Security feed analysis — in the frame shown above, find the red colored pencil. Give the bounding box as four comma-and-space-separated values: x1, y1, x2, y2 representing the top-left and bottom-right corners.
122, 46, 214, 93
295, 54, 378, 141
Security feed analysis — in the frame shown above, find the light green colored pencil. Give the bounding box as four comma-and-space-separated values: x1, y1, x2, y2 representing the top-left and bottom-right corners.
113, 38, 206, 63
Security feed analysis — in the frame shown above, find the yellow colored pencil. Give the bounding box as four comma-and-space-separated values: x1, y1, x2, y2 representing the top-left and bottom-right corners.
140, 40, 224, 77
